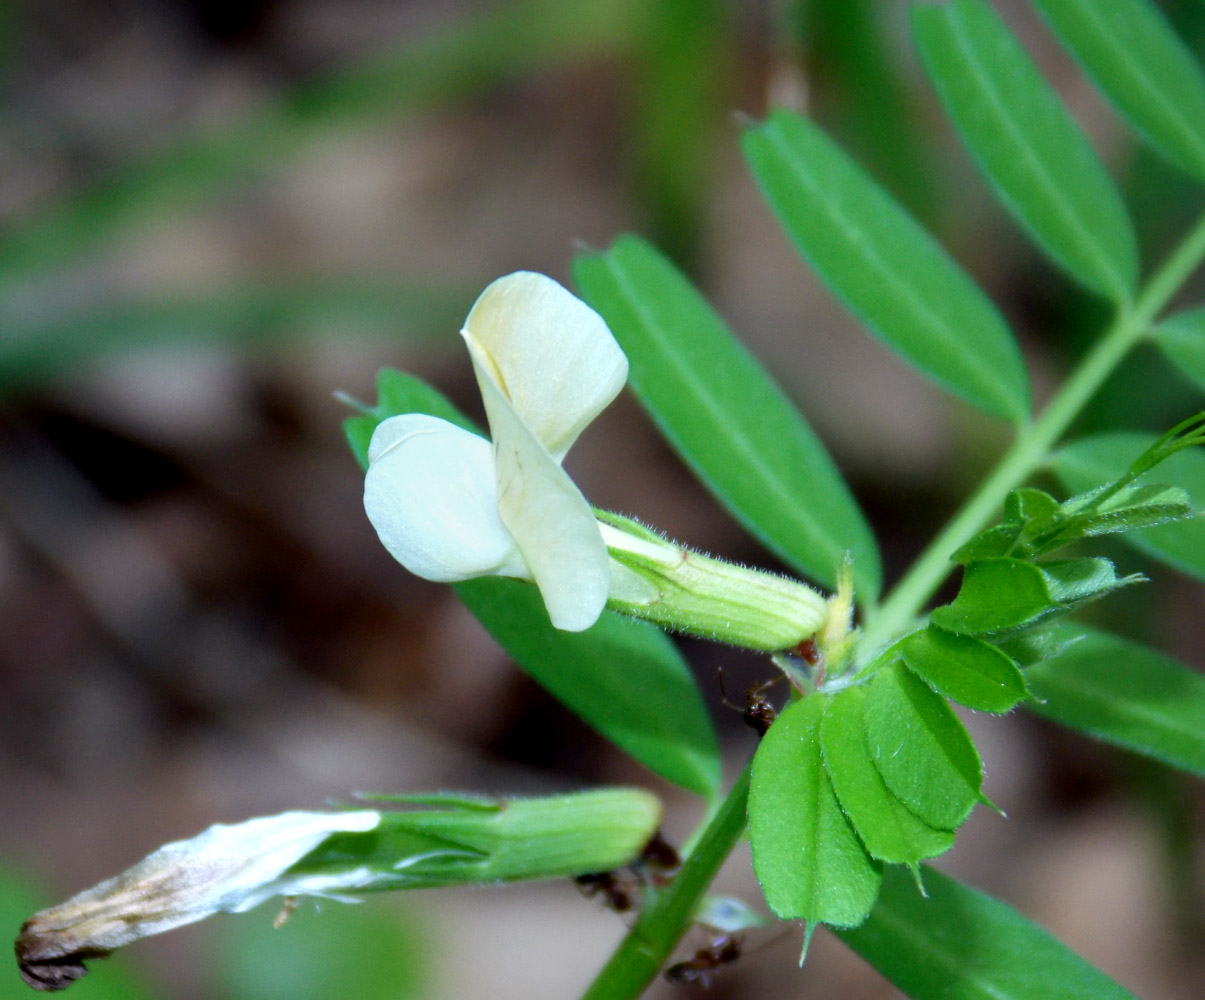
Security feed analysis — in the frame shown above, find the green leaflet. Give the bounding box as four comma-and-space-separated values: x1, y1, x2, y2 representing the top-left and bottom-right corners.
863, 663, 983, 830
836, 865, 1138, 1000
342, 369, 721, 797
930, 557, 1139, 636
457, 578, 721, 796
898, 626, 1029, 713
793, 0, 937, 216
343, 369, 479, 467
1026, 627, 1205, 778
1052, 482, 1191, 544
1155, 307, 1205, 392
1032, 0, 1205, 184
748, 694, 882, 926
572, 235, 880, 598
952, 488, 1061, 562
995, 630, 1079, 669
1053, 432, 1205, 583
913, 0, 1138, 301
952, 484, 1190, 563
821, 689, 955, 865
740, 109, 1030, 423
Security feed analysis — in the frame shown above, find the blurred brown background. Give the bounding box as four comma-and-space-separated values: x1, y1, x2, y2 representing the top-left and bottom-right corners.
1, 1, 1203, 997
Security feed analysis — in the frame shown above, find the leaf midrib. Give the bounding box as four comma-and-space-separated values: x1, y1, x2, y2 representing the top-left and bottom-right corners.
939, 3, 1130, 298
601, 252, 847, 575
1061, 0, 1205, 170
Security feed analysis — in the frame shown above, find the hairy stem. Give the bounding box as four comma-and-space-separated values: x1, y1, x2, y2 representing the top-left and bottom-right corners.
863, 208, 1205, 650
579, 761, 752, 1000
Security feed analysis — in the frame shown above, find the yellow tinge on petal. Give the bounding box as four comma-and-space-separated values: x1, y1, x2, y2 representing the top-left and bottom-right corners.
461, 272, 627, 632
463, 272, 627, 461
472, 340, 611, 631
363, 271, 628, 633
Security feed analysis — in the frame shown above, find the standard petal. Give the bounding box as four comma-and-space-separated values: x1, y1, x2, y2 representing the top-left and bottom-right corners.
463, 271, 627, 460
365, 414, 528, 582
477, 370, 611, 631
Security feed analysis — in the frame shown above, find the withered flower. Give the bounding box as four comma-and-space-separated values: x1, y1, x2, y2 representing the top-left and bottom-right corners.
16, 810, 380, 991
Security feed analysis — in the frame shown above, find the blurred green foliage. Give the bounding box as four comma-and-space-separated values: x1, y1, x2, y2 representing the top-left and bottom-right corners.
212, 896, 427, 1000
0, 0, 725, 386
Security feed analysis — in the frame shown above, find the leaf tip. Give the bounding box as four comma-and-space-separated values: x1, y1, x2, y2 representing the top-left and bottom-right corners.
979, 791, 1007, 818
799, 922, 817, 967
334, 389, 372, 415
906, 862, 929, 898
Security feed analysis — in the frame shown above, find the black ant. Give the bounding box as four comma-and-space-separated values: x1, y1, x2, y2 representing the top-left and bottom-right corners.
635, 830, 680, 885
573, 870, 636, 912
664, 934, 742, 987
795, 636, 826, 687
575, 830, 681, 912
718, 669, 781, 736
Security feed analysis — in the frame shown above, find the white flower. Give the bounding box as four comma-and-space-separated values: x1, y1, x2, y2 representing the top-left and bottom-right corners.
16, 810, 381, 991
364, 272, 627, 632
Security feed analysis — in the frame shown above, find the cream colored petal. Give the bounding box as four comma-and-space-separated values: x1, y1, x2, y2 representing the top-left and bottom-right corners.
364, 415, 529, 582
463, 271, 627, 461
476, 367, 610, 631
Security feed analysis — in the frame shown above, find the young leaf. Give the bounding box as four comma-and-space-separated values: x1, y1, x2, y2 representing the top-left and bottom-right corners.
954, 481, 1191, 564
1053, 482, 1190, 541
1154, 307, 1205, 392
343, 370, 721, 797
572, 235, 881, 598
836, 865, 1139, 1000
1032, 0, 1205, 184
952, 488, 1060, 562
996, 629, 1079, 668
930, 557, 1139, 636
912, 0, 1138, 302
1043, 558, 1138, 603
741, 109, 1030, 422
898, 626, 1029, 713
1006, 488, 1061, 533
863, 662, 983, 830
1053, 432, 1205, 583
1026, 627, 1205, 777
749, 694, 882, 927
821, 688, 956, 865
457, 578, 721, 796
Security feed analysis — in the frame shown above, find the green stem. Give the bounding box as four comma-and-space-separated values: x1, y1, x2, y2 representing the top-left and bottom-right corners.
863, 208, 1205, 650
579, 761, 753, 1000
581, 209, 1205, 1000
